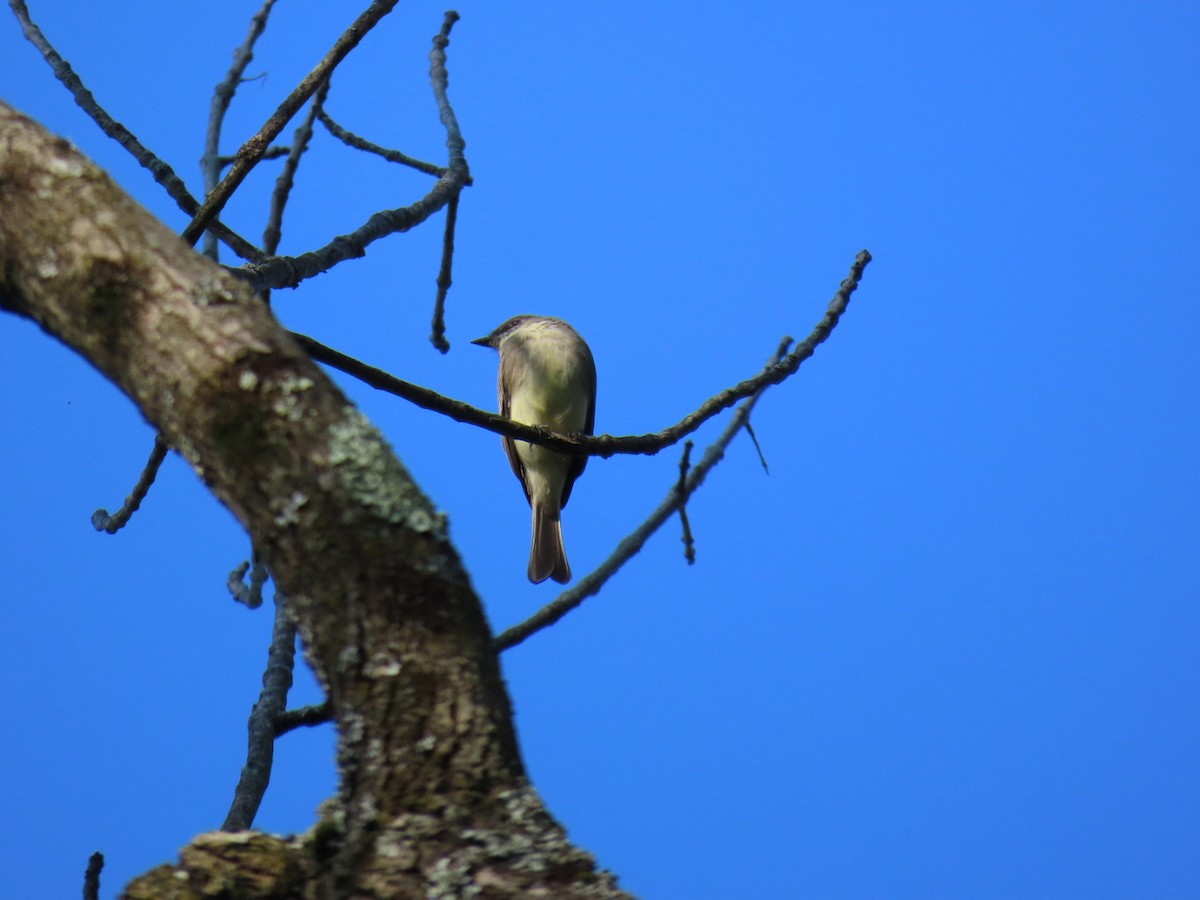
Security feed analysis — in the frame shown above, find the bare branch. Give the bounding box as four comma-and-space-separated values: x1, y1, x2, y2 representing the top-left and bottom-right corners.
426, 11, 468, 353
203, 0, 279, 260
3, 42, 628, 893
90, 435, 169, 534
317, 108, 446, 177
228, 554, 270, 609
289, 250, 870, 457
222, 592, 297, 832
237, 12, 472, 296
8, 0, 263, 263
291, 328, 484, 414
82, 851, 103, 900
275, 701, 333, 737
430, 11, 467, 172
10, 0, 185, 198
263, 80, 329, 256
676, 440, 697, 565
239, 165, 470, 290
430, 191, 458, 354
182, 0, 401, 246
744, 421, 769, 473
494, 337, 794, 652
618, 250, 869, 455
218, 145, 293, 167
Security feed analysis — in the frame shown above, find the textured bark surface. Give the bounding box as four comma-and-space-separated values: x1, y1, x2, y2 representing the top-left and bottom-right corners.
0, 102, 630, 899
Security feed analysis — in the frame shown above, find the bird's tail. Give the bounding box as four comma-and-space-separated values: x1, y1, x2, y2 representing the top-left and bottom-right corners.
529, 503, 570, 584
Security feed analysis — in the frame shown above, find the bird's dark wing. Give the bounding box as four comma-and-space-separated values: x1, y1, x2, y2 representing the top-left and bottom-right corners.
499, 355, 531, 505
559, 340, 597, 509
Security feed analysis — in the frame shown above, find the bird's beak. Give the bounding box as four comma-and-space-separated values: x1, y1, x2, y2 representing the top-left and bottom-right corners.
470, 335, 492, 348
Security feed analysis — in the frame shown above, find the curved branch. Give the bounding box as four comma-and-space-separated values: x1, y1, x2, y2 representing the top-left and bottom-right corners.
317, 108, 447, 177
8, 0, 264, 263
182, 0, 401, 245
290, 251, 870, 457
0, 94, 519, 842
494, 338, 793, 652
263, 80, 329, 256
90, 435, 169, 534
430, 11, 467, 173
202, 0, 279, 260
427, 11, 467, 353
239, 167, 469, 290
228, 552, 270, 609
222, 592, 296, 831
2, 47, 627, 900
241, 10, 472, 295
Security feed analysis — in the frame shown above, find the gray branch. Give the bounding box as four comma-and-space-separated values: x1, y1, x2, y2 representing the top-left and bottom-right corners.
222, 591, 297, 831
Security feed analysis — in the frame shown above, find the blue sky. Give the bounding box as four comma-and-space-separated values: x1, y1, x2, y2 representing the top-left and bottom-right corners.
2, 2, 1198, 898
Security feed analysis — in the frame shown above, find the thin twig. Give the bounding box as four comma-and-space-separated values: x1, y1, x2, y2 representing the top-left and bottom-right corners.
203, 0, 279, 260
263, 79, 330, 256
426, 11, 467, 352
90, 435, 169, 534
222, 591, 296, 831
430, 191, 458, 353
622, 250, 868, 456
317, 108, 446, 177
218, 145, 293, 167
291, 328, 485, 414
275, 701, 333, 737
744, 421, 769, 473
239, 163, 470, 290
9, 0, 263, 262
228, 552, 270, 609
429, 12, 466, 171
676, 441, 696, 564
10, 0, 184, 200
289, 249, 871, 457
236, 12, 473, 294
183, 0, 401, 246
494, 337, 794, 652
83, 851, 103, 900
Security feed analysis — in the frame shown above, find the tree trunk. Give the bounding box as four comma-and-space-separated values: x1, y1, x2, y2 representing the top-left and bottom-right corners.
0, 101, 628, 899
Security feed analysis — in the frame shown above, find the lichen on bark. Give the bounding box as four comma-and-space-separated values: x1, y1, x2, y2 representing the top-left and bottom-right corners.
0, 102, 631, 899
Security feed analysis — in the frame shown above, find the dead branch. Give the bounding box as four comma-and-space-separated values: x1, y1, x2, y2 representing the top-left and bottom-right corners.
89, 435, 169, 534
202, 0, 279, 260
494, 337, 795, 651
9, 0, 263, 262
182, 0, 401, 245
289, 252, 870, 458
222, 592, 297, 831
317, 107, 446, 176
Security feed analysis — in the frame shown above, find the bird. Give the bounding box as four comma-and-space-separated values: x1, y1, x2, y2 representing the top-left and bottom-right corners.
472, 315, 596, 584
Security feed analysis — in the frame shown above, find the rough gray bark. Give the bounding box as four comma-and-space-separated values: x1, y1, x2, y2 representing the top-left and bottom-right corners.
0, 101, 629, 899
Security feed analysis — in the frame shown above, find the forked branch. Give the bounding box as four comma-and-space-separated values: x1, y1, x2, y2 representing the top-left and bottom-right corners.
182, 0, 401, 246
293, 249, 871, 458
9, 0, 263, 262
494, 336, 796, 651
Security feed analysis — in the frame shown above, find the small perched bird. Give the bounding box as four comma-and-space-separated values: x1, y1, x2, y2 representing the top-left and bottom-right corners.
472, 315, 596, 584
